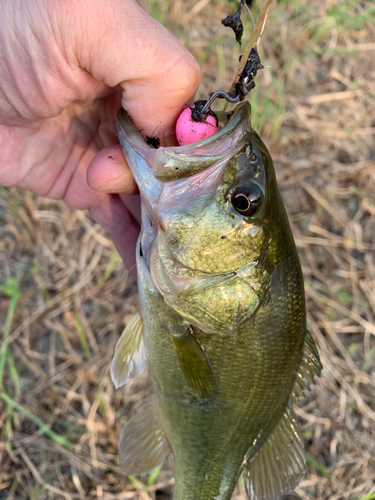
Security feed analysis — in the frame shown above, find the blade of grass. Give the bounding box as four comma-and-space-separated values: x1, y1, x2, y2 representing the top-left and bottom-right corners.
0, 277, 21, 389
0, 392, 73, 449
99, 250, 120, 286
31, 467, 59, 500
197, 34, 227, 66
4, 352, 21, 451
6, 352, 21, 399
128, 476, 145, 488
357, 494, 375, 500
74, 312, 91, 361
306, 455, 331, 477
216, 44, 226, 82
5, 411, 15, 451
361, 346, 375, 373
147, 463, 163, 487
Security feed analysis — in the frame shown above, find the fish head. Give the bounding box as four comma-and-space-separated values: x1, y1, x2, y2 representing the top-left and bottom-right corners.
117, 102, 293, 334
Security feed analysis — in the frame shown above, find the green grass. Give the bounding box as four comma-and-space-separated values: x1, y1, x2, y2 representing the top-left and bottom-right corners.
327, 1, 375, 31
249, 73, 285, 139
303, 428, 313, 439
7, 190, 24, 218
276, 0, 312, 18
96, 386, 106, 420
1, 392, 73, 449
357, 494, 375, 500
74, 311, 92, 361
216, 44, 226, 82
30, 468, 59, 500
30, 259, 50, 301
126, 463, 163, 490
361, 347, 375, 373
197, 34, 229, 66
347, 343, 358, 356
0, 274, 73, 451
147, 0, 168, 25
147, 463, 163, 486
99, 249, 120, 285
306, 455, 332, 477
0, 276, 21, 389
270, 0, 375, 65
305, 279, 371, 309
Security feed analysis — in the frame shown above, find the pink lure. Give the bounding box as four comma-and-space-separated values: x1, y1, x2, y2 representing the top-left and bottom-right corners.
176, 107, 218, 146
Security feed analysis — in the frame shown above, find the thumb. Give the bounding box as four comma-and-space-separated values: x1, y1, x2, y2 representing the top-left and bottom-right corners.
73, 0, 201, 138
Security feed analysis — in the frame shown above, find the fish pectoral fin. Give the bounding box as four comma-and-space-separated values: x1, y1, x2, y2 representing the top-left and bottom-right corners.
290, 330, 322, 403
170, 326, 215, 398
110, 313, 147, 389
244, 405, 306, 500
118, 400, 169, 476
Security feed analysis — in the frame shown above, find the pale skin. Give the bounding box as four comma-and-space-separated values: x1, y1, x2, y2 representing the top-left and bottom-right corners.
0, 0, 201, 277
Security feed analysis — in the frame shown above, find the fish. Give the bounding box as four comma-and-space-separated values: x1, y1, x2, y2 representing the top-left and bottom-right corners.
111, 101, 322, 500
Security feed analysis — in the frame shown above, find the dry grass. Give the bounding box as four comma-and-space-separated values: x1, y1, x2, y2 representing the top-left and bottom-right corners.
1, 0, 375, 499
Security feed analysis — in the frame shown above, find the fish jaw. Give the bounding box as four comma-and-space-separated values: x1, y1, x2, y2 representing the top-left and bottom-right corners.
116, 101, 250, 199
116, 108, 161, 207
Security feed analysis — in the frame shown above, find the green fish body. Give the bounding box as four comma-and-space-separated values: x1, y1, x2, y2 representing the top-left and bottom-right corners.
112, 102, 322, 500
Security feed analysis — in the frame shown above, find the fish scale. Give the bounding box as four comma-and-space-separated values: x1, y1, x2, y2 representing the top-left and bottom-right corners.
112, 101, 322, 500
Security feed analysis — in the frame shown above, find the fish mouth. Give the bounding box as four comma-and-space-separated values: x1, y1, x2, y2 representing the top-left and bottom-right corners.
116, 101, 252, 185
116, 101, 253, 222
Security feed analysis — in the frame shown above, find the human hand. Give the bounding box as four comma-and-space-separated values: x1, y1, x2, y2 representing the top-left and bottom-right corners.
0, 0, 200, 278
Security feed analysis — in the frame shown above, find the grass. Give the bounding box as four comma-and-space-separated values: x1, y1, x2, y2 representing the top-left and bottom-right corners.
305, 456, 331, 478
74, 311, 92, 362
1, 0, 375, 499
358, 494, 375, 500
0, 277, 20, 388
0, 392, 72, 450
327, 1, 375, 31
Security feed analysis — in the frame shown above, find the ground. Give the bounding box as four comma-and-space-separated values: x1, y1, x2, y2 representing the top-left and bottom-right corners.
0, 0, 375, 499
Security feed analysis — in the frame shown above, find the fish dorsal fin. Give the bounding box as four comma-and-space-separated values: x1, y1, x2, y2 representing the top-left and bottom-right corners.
110, 313, 147, 389
118, 401, 169, 476
290, 330, 322, 404
244, 405, 306, 500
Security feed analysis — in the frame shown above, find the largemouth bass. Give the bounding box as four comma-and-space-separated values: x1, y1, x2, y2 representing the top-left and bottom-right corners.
112, 101, 322, 500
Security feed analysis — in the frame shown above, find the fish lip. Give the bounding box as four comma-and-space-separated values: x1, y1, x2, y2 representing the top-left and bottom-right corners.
116, 102, 252, 212
116, 100, 251, 151
116, 102, 252, 183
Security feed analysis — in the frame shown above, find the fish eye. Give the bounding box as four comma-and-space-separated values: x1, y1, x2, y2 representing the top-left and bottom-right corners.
231, 183, 262, 217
